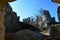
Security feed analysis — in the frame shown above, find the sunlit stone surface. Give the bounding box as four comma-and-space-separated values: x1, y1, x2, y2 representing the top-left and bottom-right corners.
58, 4, 60, 6
0, 0, 16, 40
0, 4, 7, 40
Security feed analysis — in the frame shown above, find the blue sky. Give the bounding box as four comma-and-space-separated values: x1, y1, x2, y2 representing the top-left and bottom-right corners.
9, 0, 58, 21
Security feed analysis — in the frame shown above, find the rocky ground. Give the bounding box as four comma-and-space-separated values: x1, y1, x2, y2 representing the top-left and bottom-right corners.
5, 29, 48, 40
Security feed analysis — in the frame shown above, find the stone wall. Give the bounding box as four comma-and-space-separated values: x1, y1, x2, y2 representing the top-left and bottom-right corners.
0, 4, 7, 40
57, 6, 60, 22
5, 3, 20, 33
